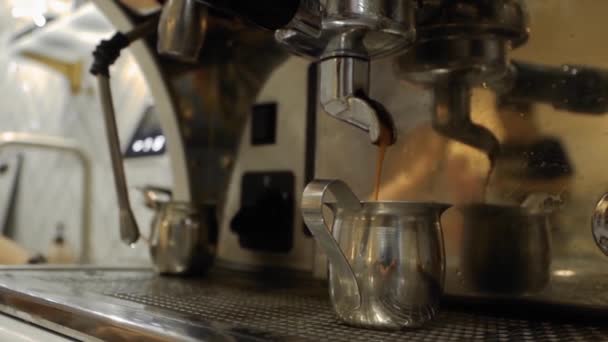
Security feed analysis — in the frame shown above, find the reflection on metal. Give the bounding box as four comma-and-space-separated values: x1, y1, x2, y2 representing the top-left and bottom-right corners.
397, 0, 528, 162
157, 0, 208, 63
460, 204, 552, 294
312, 0, 608, 308
592, 193, 608, 256
169, 29, 291, 272
432, 80, 501, 163
165, 18, 288, 208
18, 52, 83, 94
314, 49, 608, 307
0, 132, 92, 264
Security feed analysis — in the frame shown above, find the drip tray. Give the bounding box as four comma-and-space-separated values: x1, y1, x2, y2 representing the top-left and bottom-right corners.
0, 267, 606, 341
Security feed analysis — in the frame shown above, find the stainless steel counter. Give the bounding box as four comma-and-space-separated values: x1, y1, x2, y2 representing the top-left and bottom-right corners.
0, 266, 606, 341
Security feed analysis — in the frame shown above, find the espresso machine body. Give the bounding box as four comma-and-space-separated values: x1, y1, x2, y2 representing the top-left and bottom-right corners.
217, 57, 318, 272
5, 1, 608, 340
136, 0, 608, 309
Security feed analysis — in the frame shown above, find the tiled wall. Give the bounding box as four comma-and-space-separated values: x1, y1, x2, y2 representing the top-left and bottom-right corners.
0, 4, 172, 265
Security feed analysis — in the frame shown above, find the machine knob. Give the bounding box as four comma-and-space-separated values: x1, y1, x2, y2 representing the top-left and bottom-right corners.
593, 193, 608, 256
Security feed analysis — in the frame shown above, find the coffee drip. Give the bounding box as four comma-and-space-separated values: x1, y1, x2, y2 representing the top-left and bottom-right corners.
373, 126, 393, 201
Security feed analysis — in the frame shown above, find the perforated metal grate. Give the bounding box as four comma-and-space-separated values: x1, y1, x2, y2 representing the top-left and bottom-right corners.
6, 269, 608, 342
112, 285, 608, 342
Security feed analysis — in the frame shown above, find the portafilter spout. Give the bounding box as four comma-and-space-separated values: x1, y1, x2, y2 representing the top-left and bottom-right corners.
275, 0, 417, 145
319, 55, 396, 145
168, 0, 412, 145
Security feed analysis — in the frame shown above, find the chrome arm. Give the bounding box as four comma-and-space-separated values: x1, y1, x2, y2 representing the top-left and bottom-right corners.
90, 17, 163, 247
97, 76, 140, 246
0, 132, 92, 264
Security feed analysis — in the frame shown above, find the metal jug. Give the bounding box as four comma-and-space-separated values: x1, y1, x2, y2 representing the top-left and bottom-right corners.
302, 180, 450, 330
141, 186, 216, 275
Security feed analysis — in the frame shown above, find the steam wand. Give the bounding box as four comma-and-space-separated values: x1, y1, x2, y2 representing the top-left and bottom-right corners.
90, 17, 159, 245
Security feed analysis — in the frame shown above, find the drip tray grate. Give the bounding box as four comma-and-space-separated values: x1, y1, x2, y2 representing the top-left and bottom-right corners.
0, 269, 606, 341
111, 284, 607, 342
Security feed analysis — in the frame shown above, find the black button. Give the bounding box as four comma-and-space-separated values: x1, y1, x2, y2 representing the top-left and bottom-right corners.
231, 171, 294, 253
251, 102, 277, 145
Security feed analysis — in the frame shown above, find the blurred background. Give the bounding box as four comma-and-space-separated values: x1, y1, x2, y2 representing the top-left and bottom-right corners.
0, 0, 171, 266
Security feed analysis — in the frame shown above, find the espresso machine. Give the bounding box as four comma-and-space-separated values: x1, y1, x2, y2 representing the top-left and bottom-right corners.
2, 0, 608, 340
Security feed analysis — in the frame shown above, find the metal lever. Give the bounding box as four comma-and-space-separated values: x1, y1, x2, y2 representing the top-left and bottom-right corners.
98, 76, 140, 245
91, 17, 159, 245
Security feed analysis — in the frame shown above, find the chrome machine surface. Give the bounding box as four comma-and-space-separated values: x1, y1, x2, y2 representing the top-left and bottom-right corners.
0, 267, 607, 341
98, 0, 295, 273
313, 0, 608, 308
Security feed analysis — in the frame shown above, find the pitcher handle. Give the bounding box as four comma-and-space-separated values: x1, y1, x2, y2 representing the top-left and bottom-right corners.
302, 179, 362, 313
593, 193, 608, 256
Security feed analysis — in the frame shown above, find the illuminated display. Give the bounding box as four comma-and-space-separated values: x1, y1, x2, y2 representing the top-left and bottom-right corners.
124, 105, 166, 158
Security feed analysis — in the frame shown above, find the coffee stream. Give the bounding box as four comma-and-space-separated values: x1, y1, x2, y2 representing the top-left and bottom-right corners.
373, 126, 392, 201
483, 169, 493, 202
372, 123, 495, 202
483, 157, 497, 202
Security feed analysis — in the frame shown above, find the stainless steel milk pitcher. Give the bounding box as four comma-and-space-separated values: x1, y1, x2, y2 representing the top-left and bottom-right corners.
302, 179, 449, 329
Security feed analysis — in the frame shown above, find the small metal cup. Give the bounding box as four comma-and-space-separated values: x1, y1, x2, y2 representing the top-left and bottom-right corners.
302, 179, 449, 330
141, 187, 216, 275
